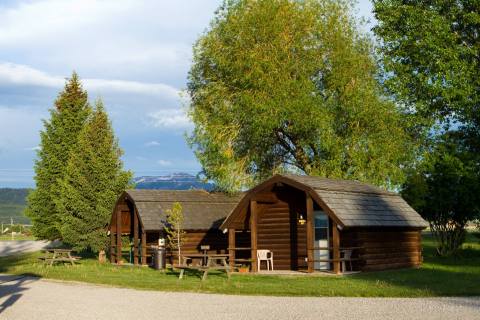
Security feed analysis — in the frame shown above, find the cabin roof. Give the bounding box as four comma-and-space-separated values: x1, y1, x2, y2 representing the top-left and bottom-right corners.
124, 189, 242, 231
220, 174, 428, 229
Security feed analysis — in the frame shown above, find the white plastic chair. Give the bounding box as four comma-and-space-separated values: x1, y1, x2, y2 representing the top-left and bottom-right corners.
257, 250, 274, 271
341, 249, 353, 272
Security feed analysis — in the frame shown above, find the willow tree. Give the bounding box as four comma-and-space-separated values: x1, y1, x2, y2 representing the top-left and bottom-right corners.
187, 0, 417, 192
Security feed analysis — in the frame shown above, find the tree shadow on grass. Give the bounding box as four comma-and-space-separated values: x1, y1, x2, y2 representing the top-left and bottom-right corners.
351, 244, 480, 297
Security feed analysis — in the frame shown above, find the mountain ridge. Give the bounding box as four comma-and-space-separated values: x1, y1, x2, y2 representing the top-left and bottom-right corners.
133, 172, 214, 191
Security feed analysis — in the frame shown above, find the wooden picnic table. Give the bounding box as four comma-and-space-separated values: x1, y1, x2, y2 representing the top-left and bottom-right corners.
175, 253, 230, 281
39, 248, 78, 266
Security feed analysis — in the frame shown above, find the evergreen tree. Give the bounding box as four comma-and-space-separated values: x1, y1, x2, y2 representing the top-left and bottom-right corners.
26, 73, 90, 240
57, 100, 132, 253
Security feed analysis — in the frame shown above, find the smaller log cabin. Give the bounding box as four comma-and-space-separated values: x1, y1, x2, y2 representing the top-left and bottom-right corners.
109, 190, 241, 265
222, 174, 429, 273
109, 174, 428, 273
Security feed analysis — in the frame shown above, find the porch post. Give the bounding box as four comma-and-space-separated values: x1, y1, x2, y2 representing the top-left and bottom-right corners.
250, 200, 258, 272
306, 194, 314, 273
116, 208, 122, 264
228, 228, 235, 270
141, 230, 147, 266
133, 209, 139, 265
332, 222, 340, 274
110, 223, 115, 263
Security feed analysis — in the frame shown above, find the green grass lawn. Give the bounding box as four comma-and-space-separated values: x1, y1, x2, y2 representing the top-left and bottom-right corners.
0, 234, 36, 241
0, 233, 479, 297
0, 203, 29, 225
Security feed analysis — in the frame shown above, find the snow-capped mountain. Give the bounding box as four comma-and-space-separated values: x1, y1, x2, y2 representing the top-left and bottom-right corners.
133, 173, 214, 190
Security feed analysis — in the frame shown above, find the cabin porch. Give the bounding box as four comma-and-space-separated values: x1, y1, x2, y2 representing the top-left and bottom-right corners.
226, 183, 359, 274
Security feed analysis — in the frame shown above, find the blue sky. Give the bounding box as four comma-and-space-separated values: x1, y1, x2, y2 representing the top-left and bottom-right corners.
0, 0, 375, 188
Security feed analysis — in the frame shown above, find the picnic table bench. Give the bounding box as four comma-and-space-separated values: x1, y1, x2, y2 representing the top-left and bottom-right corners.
39, 248, 80, 266
174, 253, 231, 281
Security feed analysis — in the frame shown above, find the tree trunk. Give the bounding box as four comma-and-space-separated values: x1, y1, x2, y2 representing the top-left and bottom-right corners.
177, 229, 181, 265
98, 250, 106, 263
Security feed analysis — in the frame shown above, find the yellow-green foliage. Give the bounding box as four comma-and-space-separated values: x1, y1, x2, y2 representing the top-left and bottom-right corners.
164, 202, 186, 264
188, 0, 417, 192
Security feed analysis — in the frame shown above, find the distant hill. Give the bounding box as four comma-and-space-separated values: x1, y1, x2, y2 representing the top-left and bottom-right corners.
0, 188, 29, 205
0, 188, 30, 224
133, 173, 214, 191
0, 174, 214, 225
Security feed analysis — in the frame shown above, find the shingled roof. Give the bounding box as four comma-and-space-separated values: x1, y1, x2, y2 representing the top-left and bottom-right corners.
221, 174, 428, 229
124, 189, 242, 231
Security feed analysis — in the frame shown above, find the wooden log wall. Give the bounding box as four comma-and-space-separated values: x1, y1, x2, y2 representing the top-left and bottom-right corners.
340, 228, 422, 271
257, 201, 290, 270
110, 204, 132, 234
163, 229, 229, 264
256, 201, 307, 270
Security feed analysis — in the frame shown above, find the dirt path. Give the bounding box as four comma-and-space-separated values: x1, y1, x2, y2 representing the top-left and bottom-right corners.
0, 275, 479, 320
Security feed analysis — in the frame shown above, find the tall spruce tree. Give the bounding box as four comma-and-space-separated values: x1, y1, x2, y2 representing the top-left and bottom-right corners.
26, 73, 90, 240
56, 100, 132, 253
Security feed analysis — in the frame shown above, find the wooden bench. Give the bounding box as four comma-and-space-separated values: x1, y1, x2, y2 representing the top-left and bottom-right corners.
173, 254, 231, 281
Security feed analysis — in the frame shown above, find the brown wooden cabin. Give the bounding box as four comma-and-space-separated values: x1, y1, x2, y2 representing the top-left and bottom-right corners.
109, 174, 428, 274
109, 190, 241, 265
221, 174, 428, 274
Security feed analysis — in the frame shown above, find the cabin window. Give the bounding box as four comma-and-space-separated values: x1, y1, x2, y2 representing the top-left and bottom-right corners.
314, 210, 330, 270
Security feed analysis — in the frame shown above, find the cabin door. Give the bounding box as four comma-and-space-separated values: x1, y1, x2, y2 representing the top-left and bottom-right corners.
314, 211, 329, 270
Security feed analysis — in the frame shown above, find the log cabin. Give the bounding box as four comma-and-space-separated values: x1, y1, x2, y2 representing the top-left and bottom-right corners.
109, 189, 242, 265
109, 174, 428, 274
222, 174, 428, 273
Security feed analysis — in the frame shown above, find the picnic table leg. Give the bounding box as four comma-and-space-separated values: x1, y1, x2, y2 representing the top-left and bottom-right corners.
202, 257, 213, 281
222, 258, 231, 279
202, 269, 209, 281
68, 252, 75, 266
179, 269, 184, 280
50, 252, 56, 267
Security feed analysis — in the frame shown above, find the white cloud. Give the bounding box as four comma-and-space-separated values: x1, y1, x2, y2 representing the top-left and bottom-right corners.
85, 78, 179, 99
157, 159, 172, 166
0, 62, 63, 87
0, 0, 221, 78
148, 109, 192, 129
0, 62, 180, 99
23, 146, 41, 151
0, 0, 136, 46
144, 141, 161, 147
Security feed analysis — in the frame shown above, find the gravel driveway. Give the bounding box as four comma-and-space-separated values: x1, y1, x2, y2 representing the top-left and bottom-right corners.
0, 275, 479, 320
0, 240, 60, 257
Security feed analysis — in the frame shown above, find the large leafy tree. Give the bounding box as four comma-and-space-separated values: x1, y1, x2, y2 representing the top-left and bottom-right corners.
373, 0, 479, 127
373, 0, 480, 254
56, 100, 132, 253
26, 73, 91, 240
402, 132, 480, 256
187, 0, 417, 192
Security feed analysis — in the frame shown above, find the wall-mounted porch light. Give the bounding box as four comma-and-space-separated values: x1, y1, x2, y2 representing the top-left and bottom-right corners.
297, 213, 306, 225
